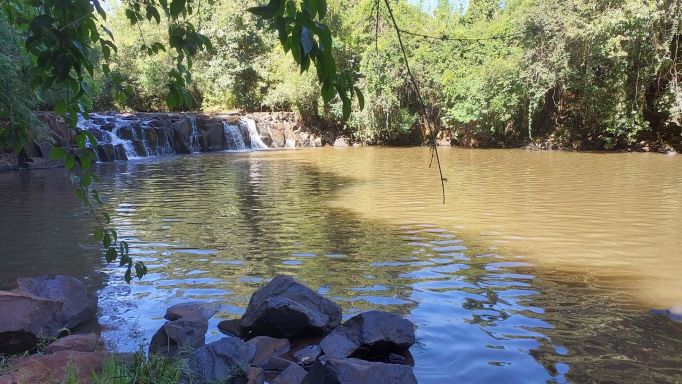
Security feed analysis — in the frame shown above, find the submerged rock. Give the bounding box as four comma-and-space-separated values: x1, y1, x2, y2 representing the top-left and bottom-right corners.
11, 275, 98, 330
302, 358, 417, 384
0, 290, 63, 354
320, 310, 415, 361
240, 275, 342, 339
184, 337, 255, 384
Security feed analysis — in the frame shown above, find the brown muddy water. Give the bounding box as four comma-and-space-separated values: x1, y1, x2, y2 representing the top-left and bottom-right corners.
1, 147, 681, 383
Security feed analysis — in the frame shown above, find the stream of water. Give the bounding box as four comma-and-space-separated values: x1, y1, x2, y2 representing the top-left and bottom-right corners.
1, 147, 681, 383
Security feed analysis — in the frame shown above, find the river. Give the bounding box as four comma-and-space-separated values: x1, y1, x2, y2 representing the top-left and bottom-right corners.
1, 147, 681, 383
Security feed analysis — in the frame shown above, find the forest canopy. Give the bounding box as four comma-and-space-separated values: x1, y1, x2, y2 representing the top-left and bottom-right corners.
2, 0, 682, 149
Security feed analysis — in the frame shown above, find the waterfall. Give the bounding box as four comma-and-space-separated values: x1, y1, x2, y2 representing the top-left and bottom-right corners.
74, 113, 286, 163
223, 121, 246, 151
109, 122, 139, 159
188, 116, 201, 153
240, 117, 269, 150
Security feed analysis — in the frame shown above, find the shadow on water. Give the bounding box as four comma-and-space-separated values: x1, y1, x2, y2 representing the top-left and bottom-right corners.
1, 151, 681, 383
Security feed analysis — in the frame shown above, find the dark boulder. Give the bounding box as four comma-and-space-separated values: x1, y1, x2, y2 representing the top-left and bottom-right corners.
0, 291, 63, 354
246, 336, 290, 367
172, 118, 192, 154
218, 319, 244, 338
0, 350, 106, 384
165, 302, 220, 321
96, 144, 116, 162
149, 318, 207, 356
302, 358, 417, 384
320, 311, 415, 361
184, 337, 255, 384
272, 362, 308, 384
44, 333, 103, 354
11, 275, 98, 330
114, 144, 129, 160
240, 275, 342, 339
293, 345, 321, 367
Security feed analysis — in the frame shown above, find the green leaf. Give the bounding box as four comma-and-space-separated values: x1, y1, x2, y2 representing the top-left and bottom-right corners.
304, 0, 317, 17
94, 227, 104, 241
318, 0, 327, 19
106, 247, 117, 263
65, 154, 76, 170
342, 97, 351, 120
102, 212, 111, 224
247, 0, 283, 18
49, 147, 66, 160
169, 0, 186, 18
103, 233, 112, 248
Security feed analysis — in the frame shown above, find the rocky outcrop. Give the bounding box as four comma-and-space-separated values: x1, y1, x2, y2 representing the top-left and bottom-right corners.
0, 275, 98, 355
303, 358, 417, 384
240, 275, 342, 339
11, 275, 98, 329
184, 337, 255, 384
149, 317, 208, 356
44, 333, 103, 354
0, 350, 107, 384
165, 301, 220, 321
247, 336, 290, 367
0, 290, 63, 354
319, 310, 415, 361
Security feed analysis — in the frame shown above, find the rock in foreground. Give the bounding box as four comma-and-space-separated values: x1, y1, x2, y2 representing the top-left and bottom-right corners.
184, 337, 255, 384
11, 275, 98, 329
320, 310, 415, 361
240, 275, 342, 338
0, 290, 63, 354
302, 358, 417, 384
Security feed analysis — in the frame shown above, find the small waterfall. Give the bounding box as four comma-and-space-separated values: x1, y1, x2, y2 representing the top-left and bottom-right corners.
188, 116, 201, 153
159, 129, 175, 155
240, 117, 269, 150
223, 121, 246, 151
109, 122, 139, 159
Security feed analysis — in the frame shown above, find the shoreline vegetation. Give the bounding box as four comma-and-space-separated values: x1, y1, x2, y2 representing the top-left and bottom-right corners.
2, 0, 681, 160
0, 109, 679, 173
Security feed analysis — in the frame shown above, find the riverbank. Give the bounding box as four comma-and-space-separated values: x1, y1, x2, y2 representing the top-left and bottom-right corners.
0, 275, 418, 383
1, 111, 679, 172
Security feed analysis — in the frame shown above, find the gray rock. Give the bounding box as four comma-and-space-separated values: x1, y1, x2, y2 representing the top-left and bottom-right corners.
320, 311, 415, 361
11, 275, 98, 330
165, 302, 220, 321
149, 318, 207, 356
44, 333, 103, 354
247, 336, 290, 367
262, 356, 295, 374
247, 367, 265, 384
218, 319, 243, 338
0, 290, 63, 354
184, 337, 255, 384
272, 362, 308, 384
302, 358, 417, 384
293, 345, 321, 366
241, 275, 342, 338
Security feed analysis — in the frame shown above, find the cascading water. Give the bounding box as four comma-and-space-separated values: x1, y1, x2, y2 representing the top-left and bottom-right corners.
75, 113, 283, 162
223, 121, 246, 151
240, 117, 269, 150
188, 116, 201, 153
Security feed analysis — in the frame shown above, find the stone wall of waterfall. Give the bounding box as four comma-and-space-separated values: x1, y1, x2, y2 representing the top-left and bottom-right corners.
10, 112, 327, 167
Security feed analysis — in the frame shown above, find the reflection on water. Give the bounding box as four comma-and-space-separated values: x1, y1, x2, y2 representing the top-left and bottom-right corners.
1, 148, 681, 383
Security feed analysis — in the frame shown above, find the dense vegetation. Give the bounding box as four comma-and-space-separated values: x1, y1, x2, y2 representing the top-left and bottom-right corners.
2, 0, 681, 149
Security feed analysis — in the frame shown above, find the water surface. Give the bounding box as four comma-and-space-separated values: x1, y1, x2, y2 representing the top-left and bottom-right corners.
1, 148, 681, 383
